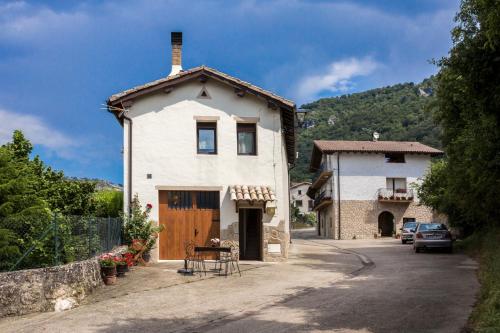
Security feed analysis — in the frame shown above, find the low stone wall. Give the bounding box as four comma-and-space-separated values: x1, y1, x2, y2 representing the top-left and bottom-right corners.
0, 258, 103, 318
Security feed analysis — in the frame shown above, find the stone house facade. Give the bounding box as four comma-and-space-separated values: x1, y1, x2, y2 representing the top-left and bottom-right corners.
107, 32, 295, 261
306, 140, 443, 239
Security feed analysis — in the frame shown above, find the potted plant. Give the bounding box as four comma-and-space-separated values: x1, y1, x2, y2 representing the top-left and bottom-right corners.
122, 251, 134, 268
142, 251, 151, 263
99, 253, 117, 285
123, 198, 164, 264
115, 256, 128, 277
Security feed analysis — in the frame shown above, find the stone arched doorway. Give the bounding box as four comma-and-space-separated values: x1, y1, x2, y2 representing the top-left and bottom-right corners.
378, 211, 395, 237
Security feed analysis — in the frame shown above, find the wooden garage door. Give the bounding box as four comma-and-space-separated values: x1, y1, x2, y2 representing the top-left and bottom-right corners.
159, 191, 220, 259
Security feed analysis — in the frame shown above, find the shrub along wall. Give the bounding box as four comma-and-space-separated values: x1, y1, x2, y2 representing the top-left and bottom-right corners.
0, 258, 102, 317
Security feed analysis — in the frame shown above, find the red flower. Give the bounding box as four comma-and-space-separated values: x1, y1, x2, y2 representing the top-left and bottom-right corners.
146, 203, 153, 209
123, 252, 134, 267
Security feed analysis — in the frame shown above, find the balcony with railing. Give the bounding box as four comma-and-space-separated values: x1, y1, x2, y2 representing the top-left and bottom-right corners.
313, 189, 333, 210
377, 188, 414, 202
309, 163, 333, 193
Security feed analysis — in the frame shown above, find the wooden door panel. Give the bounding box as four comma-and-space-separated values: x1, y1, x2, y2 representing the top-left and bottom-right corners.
159, 190, 220, 260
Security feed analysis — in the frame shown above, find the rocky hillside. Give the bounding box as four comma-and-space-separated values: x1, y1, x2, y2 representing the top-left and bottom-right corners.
292, 77, 441, 181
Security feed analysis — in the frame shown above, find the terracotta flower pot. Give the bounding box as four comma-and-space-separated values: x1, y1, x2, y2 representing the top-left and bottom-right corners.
101, 266, 117, 285
103, 275, 116, 285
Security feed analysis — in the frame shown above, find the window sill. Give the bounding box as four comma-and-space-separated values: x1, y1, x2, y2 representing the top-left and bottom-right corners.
237, 154, 259, 158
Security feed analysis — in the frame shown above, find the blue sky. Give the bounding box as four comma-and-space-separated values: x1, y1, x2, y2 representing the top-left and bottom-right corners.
0, 0, 459, 184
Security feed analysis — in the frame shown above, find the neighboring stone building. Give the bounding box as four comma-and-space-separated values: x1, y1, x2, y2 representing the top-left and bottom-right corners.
107, 32, 296, 261
290, 182, 313, 215
306, 140, 443, 239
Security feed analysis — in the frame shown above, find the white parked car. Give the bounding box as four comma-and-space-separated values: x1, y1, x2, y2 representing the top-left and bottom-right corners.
413, 223, 453, 253
400, 222, 418, 244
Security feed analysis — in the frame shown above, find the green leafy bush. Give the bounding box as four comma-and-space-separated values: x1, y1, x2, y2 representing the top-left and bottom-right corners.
461, 228, 500, 332
93, 190, 123, 217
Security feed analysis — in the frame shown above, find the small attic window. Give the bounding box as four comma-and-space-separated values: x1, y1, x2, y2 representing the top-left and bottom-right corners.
385, 153, 405, 163
197, 86, 211, 99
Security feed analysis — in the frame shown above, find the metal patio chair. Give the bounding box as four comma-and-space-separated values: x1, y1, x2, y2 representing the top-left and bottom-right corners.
218, 240, 241, 277
184, 241, 206, 276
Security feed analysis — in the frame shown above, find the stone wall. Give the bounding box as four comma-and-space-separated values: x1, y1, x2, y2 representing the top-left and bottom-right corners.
263, 220, 289, 262
335, 200, 433, 239
220, 219, 289, 262
0, 258, 102, 318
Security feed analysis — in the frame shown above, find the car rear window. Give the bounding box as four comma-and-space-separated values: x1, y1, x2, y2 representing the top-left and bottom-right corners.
403, 222, 417, 229
418, 223, 447, 231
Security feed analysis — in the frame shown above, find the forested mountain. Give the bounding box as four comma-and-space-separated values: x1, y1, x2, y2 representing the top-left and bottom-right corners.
291, 77, 441, 181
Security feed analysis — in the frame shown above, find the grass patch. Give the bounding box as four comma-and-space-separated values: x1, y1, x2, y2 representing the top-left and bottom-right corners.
460, 227, 500, 332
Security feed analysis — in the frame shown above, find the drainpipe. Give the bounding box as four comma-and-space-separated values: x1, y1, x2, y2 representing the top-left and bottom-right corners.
288, 163, 296, 244
337, 153, 341, 240
107, 103, 133, 216
122, 111, 133, 215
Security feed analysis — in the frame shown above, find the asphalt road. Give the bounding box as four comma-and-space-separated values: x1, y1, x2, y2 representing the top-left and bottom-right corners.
0, 229, 479, 333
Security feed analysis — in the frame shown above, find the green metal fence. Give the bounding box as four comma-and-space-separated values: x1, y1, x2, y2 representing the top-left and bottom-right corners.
1, 214, 123, 272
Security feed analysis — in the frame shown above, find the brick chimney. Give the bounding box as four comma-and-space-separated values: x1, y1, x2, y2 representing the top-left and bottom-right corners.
169, 32, 182, 76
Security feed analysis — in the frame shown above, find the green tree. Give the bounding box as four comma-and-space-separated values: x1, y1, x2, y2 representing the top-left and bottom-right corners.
0, 130, 109, 269
4, 130, 33, 160
0, 142, 53, 269
419, 0, 500, 230
0, 228, 21, 271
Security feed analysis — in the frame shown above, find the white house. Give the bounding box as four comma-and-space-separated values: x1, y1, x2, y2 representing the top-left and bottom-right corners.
107, 33, 296, 261
306, 140, 443, 239
290, 182, 313, 215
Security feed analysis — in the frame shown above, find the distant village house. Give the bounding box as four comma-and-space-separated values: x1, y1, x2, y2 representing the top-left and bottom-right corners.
290, 182, 313, 215
307, 140, 443, 239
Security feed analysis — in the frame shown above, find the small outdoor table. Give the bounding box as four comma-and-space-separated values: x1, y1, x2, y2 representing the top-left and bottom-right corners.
194, 246, 231, 254
194, 246, 231, 274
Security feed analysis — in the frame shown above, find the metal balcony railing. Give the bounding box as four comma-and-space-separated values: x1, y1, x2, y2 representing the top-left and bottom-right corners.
377, 188, 414, 202
314, 189, 333, 209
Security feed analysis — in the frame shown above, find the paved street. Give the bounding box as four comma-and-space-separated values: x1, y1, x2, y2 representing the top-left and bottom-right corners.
0, 229, 479, 333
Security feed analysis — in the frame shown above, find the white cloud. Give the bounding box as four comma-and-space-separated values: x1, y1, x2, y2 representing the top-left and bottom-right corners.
294, 57, 379, 102
0, 108, 76, 152
0, 2, 89, 43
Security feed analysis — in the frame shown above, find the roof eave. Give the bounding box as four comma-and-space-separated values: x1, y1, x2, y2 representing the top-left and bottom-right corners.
107, 67, 295, 111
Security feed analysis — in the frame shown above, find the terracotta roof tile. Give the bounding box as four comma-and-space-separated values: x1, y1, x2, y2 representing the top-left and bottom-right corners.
313, 140, 443, 155
229, 185, 276, 203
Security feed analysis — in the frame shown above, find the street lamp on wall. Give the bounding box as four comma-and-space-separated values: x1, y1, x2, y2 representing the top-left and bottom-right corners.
266, 201, 277, 216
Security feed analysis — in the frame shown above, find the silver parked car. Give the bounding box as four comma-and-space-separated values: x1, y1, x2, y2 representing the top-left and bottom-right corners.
413, 223, 453, 253
400, 222, 418, 244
